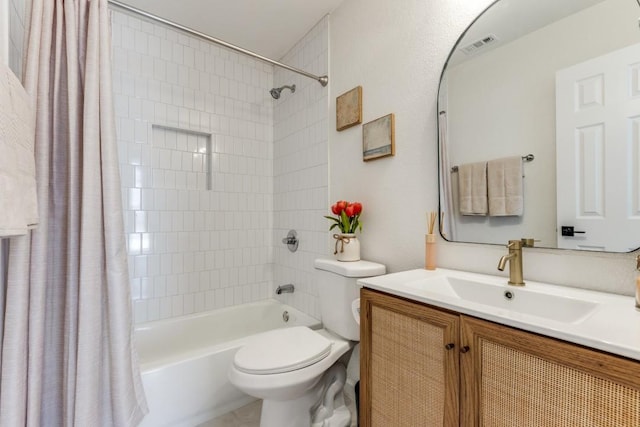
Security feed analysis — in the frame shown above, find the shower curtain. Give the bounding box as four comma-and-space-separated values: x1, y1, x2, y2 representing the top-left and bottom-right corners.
0, 0, 148, 425
438, 111, 456, 240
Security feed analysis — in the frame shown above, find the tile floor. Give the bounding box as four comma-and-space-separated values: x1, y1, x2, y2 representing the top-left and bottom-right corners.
198, 400, 262, 427
199, 396, 358, 427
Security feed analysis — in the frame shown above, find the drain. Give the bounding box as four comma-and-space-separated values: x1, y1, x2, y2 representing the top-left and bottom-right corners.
504, 290, 515, 300
282, 311, 290, 322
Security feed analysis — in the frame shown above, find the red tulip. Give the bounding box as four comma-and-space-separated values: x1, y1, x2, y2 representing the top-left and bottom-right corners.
351, 202, 362, 215
326, 200, 363, 233
332, 200, 347, 215
345, 204, 356, 217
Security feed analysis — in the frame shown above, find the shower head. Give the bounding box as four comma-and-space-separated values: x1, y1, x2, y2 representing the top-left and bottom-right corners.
270, 84, 296, 99
269, 88, 281, 99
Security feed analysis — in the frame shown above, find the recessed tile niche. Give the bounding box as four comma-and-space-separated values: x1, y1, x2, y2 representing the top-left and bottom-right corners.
151, 125, 211, 191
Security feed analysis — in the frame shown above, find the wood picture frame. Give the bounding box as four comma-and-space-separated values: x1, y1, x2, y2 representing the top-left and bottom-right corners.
362, 113, 395, 161
336, 86, 362, 131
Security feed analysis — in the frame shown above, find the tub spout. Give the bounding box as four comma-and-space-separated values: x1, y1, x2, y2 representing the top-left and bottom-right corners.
276, 284, 294, 294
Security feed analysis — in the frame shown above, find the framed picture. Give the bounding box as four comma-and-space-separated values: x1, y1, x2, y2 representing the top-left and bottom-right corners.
362, 113, 395, 161
336, 86, 362, 131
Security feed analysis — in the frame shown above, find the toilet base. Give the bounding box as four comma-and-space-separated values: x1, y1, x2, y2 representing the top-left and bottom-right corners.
259, 363, 351, 427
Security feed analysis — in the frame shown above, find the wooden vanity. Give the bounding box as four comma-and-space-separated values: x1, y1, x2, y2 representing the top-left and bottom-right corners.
359, 288, 640, 427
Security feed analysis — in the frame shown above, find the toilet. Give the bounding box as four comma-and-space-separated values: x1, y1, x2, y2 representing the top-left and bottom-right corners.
228, 258, 385, 427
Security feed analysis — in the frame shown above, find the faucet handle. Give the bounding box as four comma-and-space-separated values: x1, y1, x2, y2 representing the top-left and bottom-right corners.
520, 238, 540, 247
506, 240, 523, 249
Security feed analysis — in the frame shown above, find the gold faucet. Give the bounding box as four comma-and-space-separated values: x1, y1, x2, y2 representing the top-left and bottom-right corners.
497, 240, 525, 286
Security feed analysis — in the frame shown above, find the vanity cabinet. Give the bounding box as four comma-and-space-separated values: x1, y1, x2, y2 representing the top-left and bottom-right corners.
359, 289, 460, 426
460, 315, 640, 426
360, 288, 640, 427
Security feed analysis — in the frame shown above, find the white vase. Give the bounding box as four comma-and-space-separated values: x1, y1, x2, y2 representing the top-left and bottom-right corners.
334, 233, 360, 262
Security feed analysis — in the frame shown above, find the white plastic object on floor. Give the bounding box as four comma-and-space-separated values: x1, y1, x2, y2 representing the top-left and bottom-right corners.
344, 343, 360, 405
311, 363, 350, 427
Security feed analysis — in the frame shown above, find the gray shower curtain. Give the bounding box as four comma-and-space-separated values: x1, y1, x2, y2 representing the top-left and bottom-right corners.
0, 0, 148, 425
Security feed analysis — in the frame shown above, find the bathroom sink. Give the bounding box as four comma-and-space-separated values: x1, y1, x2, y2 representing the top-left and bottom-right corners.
358, 268, 640, 361
403, 275, 599, 324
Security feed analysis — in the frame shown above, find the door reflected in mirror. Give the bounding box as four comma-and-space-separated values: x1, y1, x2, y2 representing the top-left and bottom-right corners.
438, 0, 640, 252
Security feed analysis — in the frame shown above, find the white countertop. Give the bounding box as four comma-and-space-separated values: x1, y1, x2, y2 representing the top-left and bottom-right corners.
358, 268, 640, 362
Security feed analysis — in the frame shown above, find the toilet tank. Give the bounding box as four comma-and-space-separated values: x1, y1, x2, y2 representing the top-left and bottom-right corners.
314, 258, 386, 341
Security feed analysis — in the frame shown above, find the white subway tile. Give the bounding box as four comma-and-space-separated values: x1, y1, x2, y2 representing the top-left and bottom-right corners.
166, 61, 178, 84
134, 255, 147, 278
178, 65, 189, 86
140, 278, 153, 299
183, 293, 194, 314
135, 31, 148, 54
159, 297, 172, 318
115, 13, 330, 323
128, 15, 141, 30
134, 300, 148, 323
134, 120, 147, 143
171, 295, 184, 317
172, 42, 183, 64
142, 233, 153, 254
172, 85, 184, 106
129, 233, 142, 256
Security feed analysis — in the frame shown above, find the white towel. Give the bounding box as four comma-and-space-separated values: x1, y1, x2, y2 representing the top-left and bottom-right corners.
0, 64, 38, 236
488, 156, 523, 216
457, 161, 487, 215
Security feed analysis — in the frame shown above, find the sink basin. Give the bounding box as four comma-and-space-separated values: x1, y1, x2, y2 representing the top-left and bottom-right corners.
404, 275, 599, 324
358, 268, 640, 361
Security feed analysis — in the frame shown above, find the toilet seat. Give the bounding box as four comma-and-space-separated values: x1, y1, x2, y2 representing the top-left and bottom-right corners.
234, 326, 332, 375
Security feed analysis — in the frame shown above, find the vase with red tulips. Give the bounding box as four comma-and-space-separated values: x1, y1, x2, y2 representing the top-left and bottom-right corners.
325, 200, 362, 261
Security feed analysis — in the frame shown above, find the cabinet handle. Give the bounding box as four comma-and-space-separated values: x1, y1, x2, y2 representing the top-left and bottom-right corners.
445, 343, 455, 350
460, 345, 470, 353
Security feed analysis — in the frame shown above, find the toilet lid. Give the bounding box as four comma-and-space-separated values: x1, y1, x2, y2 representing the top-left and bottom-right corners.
234, 326, 332, 375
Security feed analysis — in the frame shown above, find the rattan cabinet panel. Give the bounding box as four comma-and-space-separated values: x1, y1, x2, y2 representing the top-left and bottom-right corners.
460, 315, 640, 427
360, 289, 460, 427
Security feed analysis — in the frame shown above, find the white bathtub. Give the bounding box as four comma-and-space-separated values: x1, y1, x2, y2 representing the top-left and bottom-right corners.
136, 299, 321, 427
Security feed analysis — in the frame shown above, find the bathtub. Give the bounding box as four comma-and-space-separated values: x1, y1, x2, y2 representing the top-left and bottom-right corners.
136, 299, 321, 427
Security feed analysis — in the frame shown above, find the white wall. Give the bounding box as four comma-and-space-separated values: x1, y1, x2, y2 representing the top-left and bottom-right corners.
329, 0, 637, 296
329, 0, 479, 271
446, 0, 638, 247
112, 11, 275, 322
273, 17, 329, 319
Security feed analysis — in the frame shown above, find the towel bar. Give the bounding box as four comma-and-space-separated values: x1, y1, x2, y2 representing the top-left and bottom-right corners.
451, 154, 534, 173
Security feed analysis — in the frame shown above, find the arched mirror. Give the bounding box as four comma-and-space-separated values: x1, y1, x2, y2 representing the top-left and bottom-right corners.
438, 0, 640, 252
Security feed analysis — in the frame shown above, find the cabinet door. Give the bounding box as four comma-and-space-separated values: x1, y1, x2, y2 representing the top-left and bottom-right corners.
460, 315, 640, 427
360, 289, 460, 427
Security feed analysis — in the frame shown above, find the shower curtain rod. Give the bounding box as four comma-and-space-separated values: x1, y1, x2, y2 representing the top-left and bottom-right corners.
107, 0, 329, 87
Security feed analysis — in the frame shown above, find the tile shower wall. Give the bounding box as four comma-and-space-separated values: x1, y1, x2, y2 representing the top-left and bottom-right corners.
273, 17, 329, 319
111, 11, 275, 323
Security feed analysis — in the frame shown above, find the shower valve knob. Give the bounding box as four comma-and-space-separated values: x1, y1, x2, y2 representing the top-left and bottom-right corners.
282, 230, 299, 252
